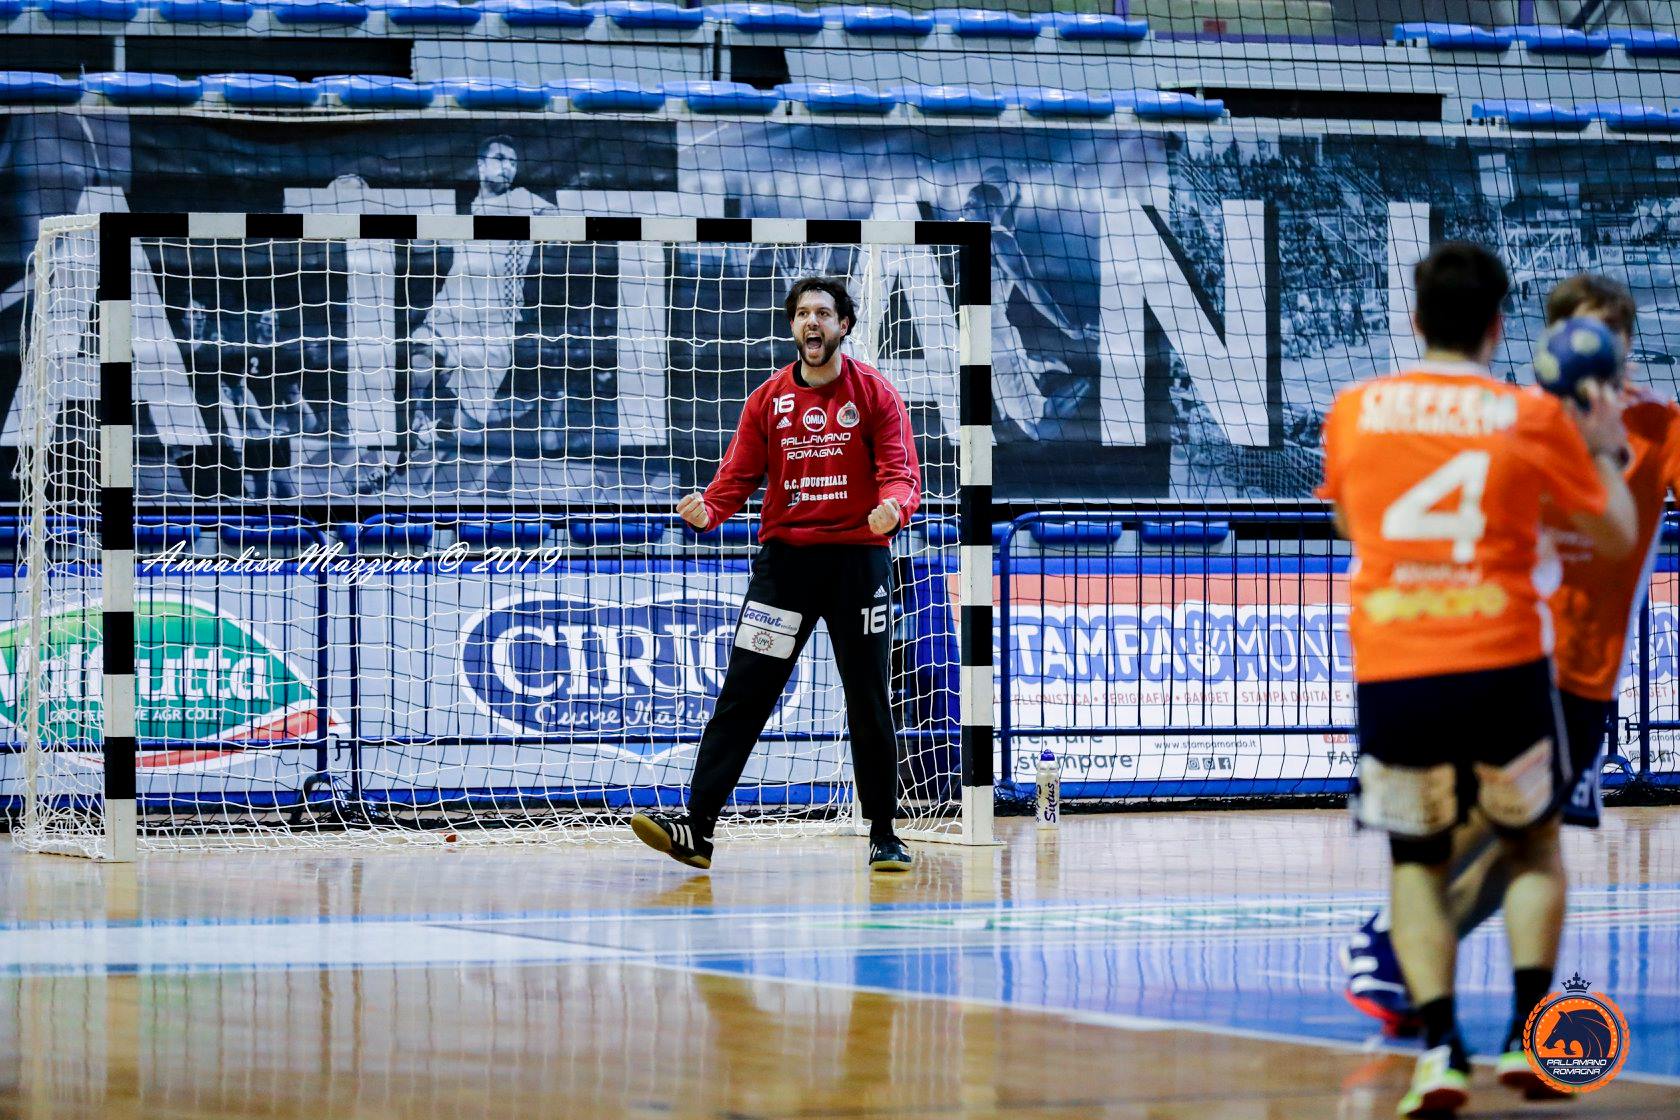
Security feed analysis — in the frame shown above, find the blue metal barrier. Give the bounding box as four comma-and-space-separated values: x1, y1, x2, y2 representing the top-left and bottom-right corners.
999, 507, 1680, 801
999, 509, 1355, 800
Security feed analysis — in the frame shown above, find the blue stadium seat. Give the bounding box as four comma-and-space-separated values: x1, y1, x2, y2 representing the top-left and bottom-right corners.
445, 78, 549, 110
156, 0, 253, 21
38, 0, 139, 20
0, 0, 23, 17
1470, 99, 1593, 129
1615, 29, 1680, 58
1017, 88, 1114, 119
1513, 25, 1611, 55
822, 5, 932, 36
377, 0, 481, 27
663, 80, 781, 113
779, 81, 898, 113
335, 519, 436, 551
1139, 520, 1230, 547
208, 73, 319, 107
900, 84, 1005, 116
86, 72, 203, 105
592, 0, 703, 29
931, 8, 1038, 39
269, 0, 366, 24
331, 76, 434, 109
0, 72, 83, 104
0, 515, 82, 555
1041, 13, 1148, 41
917, 518, 959, 547
703, 3, 822, 32
1392, 22, 1513, 51
218, 521, 325, 551
553, 79, 665, 111
135, 520, 201, 549
1593, 102, 1680, 131
568, 517, 672, 546
692, 519, 756, 545
1124, 89, 1225, 120
1028, 520, 1123, 547
457, 520, 553, 548
311, 74, 355, 97
483, 0, 593, 27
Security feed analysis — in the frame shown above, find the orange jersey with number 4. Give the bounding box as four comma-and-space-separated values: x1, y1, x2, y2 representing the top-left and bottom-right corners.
1548, 395, 1680, 701
1318, 362, 1609, 683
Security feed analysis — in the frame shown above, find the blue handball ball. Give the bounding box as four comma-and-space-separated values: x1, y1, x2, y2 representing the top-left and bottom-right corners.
1533, 316, 1624, 402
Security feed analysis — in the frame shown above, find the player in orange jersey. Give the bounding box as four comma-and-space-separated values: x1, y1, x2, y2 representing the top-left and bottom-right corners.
1318, 244, 1637, 1119
1341, 273, 1675, 1099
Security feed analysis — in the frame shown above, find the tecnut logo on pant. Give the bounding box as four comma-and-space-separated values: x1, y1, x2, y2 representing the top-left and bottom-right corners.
460, 593, 807, 747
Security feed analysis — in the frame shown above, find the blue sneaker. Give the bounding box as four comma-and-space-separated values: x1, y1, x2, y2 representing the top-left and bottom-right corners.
868, 836, 913, 873
1341, 910, 1422, 1036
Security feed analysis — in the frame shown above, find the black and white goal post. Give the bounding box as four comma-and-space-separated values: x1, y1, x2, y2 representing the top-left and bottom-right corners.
14, 211, 995, 858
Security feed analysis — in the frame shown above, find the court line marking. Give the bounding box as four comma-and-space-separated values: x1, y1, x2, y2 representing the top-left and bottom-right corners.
5, 883, 1677, 932
627, 956, 1680, 1090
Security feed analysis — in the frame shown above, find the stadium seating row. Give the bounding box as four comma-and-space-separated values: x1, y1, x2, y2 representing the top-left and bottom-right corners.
0, 71, 1228, 117
8, 3, 1680, 66
1394, 22, 1680, 59
13, 70, 1676, 129
1469, 98, 1680, 130
0, 514, 1256, 555
64, 514, 1680, 556
0, 0, 1153, 40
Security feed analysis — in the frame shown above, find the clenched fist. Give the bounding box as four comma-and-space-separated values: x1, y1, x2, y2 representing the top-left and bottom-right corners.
868, 497, 901, 536
677, 492, 710, 530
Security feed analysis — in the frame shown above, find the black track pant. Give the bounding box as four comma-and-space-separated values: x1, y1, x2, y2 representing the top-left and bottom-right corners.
688, 540, 899, 837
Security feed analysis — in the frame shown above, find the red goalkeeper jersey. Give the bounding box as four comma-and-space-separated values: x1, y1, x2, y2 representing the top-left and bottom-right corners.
700, 355, 922, 547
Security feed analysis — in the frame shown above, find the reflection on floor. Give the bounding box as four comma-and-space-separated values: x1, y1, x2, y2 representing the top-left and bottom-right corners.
3, 809, 1677, 1118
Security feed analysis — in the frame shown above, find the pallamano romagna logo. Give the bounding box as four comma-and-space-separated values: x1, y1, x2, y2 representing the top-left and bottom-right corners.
1522, 973, 1630, 1094
0, 598, 342, 771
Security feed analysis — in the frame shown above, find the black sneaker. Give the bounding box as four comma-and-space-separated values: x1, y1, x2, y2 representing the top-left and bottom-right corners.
868, 836, 913, 873
630, 812, 713, 870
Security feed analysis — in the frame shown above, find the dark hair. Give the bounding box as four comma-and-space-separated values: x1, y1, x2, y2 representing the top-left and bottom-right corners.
1413, 241, 1509, 355
1546, 273, 1637, 339
784, 276, 856, 330
478, 134, 517, 159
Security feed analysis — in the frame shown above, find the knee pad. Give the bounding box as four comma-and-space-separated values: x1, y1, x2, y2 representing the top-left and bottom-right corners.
1475, 737, 1559, 831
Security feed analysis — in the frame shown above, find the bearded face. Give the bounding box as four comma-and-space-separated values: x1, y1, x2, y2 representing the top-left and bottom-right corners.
790, 291, 850, 368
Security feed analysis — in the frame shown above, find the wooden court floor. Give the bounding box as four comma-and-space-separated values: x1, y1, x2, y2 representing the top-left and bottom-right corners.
2, 809, 1677, 1119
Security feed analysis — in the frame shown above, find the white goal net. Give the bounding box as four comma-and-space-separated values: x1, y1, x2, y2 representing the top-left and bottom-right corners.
9, 213, 989, 856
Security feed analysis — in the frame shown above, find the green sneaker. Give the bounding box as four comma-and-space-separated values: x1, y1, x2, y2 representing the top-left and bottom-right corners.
1497, 1048, 1567, 1100
1397, 1044, 1469, 1118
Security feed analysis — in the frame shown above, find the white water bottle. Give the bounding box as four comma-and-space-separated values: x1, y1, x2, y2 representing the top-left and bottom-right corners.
1034, 748, 1060, 829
